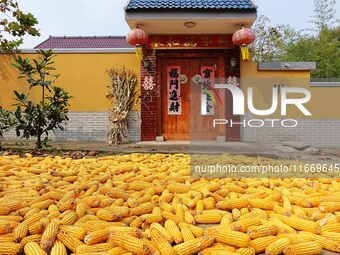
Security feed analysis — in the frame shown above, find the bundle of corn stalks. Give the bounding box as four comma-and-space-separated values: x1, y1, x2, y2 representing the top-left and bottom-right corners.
106, 67, 138, 145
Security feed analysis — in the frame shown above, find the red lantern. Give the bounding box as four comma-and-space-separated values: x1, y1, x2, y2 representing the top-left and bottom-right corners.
126, 27, 149, 60
232, 27, 256, 61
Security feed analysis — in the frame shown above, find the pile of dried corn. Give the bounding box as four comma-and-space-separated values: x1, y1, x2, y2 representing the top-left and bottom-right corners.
0, 153, 339, 255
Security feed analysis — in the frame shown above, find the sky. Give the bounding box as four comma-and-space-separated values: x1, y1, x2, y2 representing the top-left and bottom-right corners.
18, 0, 340, 48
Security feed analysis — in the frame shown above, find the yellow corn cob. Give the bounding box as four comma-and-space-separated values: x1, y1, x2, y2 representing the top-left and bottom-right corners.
57, 231, 84, 253
283, 241, 322, 255
27, 220, 44, 235
150, 222, 173, 243
249, 198, 278, 210
203, 197, 215, 210
276, 233, 312, 244
300, 231, 340, 253
230, 217, 261, 232
13, 221, 28, 242
178, 222, 204, 237
198, 246, 236, 255
59, 211, 78, 225
167, 183, 190, 194
59, 225, 86, 240
142, 213, 163, 224
220, 212, 234, 227
249, 236, 277, 253
216, 198, 249, 210
108, 246, 130, 255
130, 202, 154, 216
181, 225, 195, 242
321, 223, 340, 233
292, 206, 308, 219
76, 203, 87, 218
108, 232, 148, 255
159, 202, 174, 213
321, 231, 340, 243
173, 236, 215, 255
150, 228, 175, 255
84, 229, 109, 245
265, 238, 290, 255
24, 210, 48, 225
240, 208, 249, 215
232, 208, 241, 220
236, 247, 256, 255
31, 199, 55, 210
109, 206, 130, 217
268, 217, 296, 234
24, 242, 48, 255
108, 226, 141, 238
151, 195, 160, 204
184, 210, 195, 224
41, 218, 60, 251
143, 238, 161, 255
58, 199, 76, 212
280, 215, 320, 233
207, 229, 250, 248
96, 209, 121, 222
248, 223, 278, 239
76, 243, 115, 253
0, 242, 21, 255
164, 219, 183, 244
319, 202, 340, 212
0, 233, 15, 242
20, 234, 42, 248
0, 207, 10, 215
188, 195, 202, 209
50, 240, 67, 255
176, 204, 185, 221
273, 205, 293, 217
195, 213, 222, 224
159, 193, 174, 204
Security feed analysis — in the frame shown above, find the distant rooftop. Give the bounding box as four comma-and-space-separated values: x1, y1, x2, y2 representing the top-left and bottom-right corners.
125, 0, 257, 11
34, 36, 132, 49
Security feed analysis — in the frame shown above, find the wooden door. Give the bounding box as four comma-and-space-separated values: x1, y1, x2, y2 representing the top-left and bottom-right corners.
161, 58, 190, 140
160, 56, 224, 141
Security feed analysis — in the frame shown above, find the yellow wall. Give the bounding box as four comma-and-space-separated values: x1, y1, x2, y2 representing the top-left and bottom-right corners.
241, 61, 340, 119
0, 52, 140, 112
1, 52, 339, 118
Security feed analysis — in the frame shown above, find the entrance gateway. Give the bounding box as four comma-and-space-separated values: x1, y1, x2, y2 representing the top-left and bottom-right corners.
124, 0, 258, 141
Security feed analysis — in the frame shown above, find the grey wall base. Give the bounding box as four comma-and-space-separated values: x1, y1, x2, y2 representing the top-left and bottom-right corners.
4, 111, 141, 143
241, 113, 340, 148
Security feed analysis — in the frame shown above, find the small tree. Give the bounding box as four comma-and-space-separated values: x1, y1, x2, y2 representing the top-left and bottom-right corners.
106, 67, 138, 145
0, 0, 40, 51
0, 108, 16, 149
12, 49, 72, 149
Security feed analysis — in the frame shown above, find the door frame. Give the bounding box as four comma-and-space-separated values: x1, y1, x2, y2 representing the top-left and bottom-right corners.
156, 50, 226, 139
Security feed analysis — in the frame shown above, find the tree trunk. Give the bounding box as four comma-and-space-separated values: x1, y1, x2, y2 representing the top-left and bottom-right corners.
36, 133, 42, 150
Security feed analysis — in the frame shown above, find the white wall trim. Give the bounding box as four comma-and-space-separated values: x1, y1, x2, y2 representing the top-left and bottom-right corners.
310, 82, 340, 87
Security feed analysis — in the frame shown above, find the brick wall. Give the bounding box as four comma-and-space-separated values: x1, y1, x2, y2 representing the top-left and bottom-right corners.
140, 49, 157, 141
224, 49, 241, 142
3, 111, 141, 143
242, 112, 340, 148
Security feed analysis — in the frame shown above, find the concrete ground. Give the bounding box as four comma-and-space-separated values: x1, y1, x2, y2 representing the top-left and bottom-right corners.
1, 140, 339, 165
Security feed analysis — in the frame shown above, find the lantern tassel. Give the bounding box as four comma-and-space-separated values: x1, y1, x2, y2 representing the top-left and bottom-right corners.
241, 46, 250, 61
136, 46, 143, 60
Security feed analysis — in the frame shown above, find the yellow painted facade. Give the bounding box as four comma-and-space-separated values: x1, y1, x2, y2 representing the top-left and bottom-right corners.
241, 60, 340, 119
0, 52, 140, 111
0, 52, 339, 119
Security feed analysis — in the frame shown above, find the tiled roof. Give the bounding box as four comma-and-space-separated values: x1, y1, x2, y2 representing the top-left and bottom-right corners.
34, 36, 133, 49
126, 0, 256, 10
